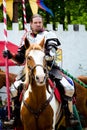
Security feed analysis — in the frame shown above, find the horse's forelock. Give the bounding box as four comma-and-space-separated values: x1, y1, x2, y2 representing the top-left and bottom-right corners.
25, 44, 43, 57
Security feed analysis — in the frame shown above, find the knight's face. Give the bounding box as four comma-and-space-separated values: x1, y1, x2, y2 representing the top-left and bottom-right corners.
30, 17, 43, 33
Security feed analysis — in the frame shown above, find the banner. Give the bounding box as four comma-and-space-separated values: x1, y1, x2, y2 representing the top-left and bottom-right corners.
29, 0, 38, 14
37, 0, 53, 16
0, 0, 13, 20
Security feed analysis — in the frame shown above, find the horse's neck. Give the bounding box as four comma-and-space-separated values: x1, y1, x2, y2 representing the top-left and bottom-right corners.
26, 83, 47, 108
31, 85, 46, 100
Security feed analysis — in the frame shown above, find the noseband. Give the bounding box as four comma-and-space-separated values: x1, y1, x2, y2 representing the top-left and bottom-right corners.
27, 64, 48, 81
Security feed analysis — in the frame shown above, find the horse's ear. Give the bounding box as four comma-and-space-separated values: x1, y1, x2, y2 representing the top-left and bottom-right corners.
39, 37, 45, 49
24, 38, 30, 49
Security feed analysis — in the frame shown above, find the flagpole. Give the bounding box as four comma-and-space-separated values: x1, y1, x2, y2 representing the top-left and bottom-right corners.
3, 0, 10, 120
22, 0, 27, 31
20, 0, 27, 46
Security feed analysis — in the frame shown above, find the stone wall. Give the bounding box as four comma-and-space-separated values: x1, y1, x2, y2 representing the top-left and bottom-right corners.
0, 23, 87, 77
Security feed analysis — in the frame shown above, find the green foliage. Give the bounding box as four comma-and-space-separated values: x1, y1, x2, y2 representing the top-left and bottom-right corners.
0, 4, 12, 29
0, 0, 87, 30
0, 5, 3, 22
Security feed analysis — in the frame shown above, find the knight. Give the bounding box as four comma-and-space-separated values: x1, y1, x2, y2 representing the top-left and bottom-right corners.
3, 14, 79, 127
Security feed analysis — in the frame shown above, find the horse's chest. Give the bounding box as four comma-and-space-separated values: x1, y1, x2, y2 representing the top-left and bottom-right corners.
21, 91, 55, 129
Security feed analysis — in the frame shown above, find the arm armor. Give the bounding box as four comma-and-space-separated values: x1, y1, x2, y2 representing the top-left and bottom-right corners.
13, 45, 26, 64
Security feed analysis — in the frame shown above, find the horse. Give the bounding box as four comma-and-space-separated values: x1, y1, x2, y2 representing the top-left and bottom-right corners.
20, 38, 62, 130
0, 69, 16, 89
74, 75, 87, 128
75, 75, 87, 118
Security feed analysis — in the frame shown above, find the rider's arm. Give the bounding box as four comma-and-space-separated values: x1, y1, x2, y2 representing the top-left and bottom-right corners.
13, 45, 26, 64
3, 45, 26, 65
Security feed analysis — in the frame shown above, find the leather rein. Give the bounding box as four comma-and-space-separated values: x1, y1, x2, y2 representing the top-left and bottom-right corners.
23, 63, 54, 129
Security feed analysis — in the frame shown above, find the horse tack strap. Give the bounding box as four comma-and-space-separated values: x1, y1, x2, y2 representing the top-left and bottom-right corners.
48, 78, 61, 102
23, 91, 54, 119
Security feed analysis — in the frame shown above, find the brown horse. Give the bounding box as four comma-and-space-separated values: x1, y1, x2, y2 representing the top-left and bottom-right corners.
74, 75, 87, 127
0, 68, 16, 89
75, 76, 87, 118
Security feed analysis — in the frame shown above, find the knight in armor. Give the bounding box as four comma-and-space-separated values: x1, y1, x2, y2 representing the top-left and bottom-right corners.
3, 14, 79, 127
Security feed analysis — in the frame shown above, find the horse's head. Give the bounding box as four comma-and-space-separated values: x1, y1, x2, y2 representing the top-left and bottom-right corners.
24, 38, 47, 86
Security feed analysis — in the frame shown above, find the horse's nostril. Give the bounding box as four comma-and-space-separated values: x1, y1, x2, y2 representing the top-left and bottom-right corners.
35, 75, 45, 83
36, 76, 39, 81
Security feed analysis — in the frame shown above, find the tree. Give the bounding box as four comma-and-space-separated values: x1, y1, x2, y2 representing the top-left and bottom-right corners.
0, 0, 87, 30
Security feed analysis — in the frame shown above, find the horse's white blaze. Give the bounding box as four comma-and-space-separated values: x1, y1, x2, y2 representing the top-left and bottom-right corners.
29, 50, 45, 84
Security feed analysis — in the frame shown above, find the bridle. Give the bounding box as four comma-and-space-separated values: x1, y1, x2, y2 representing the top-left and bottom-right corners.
27, 63, 48, 81
23, 51, 55, 129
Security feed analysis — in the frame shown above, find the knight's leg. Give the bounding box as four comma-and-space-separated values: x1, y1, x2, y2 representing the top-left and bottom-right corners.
3, 83, 23, 127
3, 97, 20, 127
60, 77, 79, 127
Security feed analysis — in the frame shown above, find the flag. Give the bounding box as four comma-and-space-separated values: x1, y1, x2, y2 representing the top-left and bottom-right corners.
37, 0, 53, 16
0, 0, 13, 20
6, 0, 13, 20
0, 41, 18, 66
28, 0, 38, 14
0, 0, 2, 5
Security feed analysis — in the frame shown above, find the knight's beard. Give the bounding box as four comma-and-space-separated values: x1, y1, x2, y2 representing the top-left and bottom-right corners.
31, 26, 43, 34
34, 28, 42, 32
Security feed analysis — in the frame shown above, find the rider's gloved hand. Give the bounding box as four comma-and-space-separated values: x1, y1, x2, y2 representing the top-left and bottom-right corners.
49, 47, 56, 57
3, 50, 13, 59
45, 47, 57, 61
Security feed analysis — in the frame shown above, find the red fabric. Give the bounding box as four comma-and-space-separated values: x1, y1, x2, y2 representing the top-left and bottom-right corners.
19, 90, 23, 102
0, 41, 18, 66
48, 78, 61, 103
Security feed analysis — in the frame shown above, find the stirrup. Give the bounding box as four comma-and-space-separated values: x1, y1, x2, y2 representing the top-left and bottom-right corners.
66, 114, 80, 127
69, 119, 79, 126
3, 119, 15, 127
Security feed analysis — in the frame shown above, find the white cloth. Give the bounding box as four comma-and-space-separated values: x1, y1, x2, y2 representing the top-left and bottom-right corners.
26, 30, 58, 44
60, 77, 74, 97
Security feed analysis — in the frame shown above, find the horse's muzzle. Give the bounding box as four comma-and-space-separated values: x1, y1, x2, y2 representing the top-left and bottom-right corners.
35, 74, 46, 86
